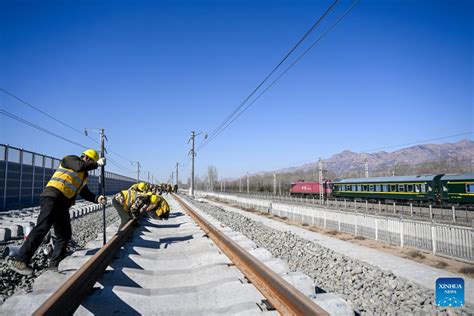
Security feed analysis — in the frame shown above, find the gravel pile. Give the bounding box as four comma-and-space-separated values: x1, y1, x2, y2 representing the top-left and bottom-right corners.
0, 206, 119, 304
184, 196, 473, 315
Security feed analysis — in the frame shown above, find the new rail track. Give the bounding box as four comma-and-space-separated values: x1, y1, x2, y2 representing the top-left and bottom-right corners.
3, 194, 329, 315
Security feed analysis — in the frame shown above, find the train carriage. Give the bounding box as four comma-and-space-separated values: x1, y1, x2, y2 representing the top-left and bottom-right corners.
289, 180, 332, 197
440, 172, 474, 204
331, 175, 443, 203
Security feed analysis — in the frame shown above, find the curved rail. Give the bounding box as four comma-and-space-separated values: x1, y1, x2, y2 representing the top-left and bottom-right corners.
32, 219, 136, 316
173, 193, 329, 316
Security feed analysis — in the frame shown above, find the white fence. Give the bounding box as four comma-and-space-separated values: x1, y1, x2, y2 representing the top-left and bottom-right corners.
201, 192, 473, 263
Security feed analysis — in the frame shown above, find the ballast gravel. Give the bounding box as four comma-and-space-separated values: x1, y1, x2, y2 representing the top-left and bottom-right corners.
183, 196, 473, 316
0, 207, 119, 304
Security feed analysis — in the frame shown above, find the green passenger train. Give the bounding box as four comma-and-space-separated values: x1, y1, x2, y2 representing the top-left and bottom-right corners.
331, 172, 474, 204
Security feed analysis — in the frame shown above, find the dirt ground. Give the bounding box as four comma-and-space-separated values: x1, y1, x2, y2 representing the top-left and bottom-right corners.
209, 198, 474, 279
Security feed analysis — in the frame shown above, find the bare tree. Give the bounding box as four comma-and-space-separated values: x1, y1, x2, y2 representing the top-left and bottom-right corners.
202, 165, 218, 191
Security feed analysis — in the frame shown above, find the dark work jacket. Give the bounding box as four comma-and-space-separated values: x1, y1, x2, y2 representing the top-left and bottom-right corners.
41, 155, 99, 207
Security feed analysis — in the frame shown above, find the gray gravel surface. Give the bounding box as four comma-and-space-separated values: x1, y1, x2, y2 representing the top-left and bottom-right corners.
183, 196, 473, 315
0, 206, 119, 304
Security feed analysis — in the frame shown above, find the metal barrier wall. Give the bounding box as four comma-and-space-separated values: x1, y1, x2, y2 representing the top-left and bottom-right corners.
202, 192, 474, 263
0, 144, 136, 211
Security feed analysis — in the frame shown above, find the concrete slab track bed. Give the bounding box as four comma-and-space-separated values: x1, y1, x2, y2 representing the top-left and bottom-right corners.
2, 194, 340, 315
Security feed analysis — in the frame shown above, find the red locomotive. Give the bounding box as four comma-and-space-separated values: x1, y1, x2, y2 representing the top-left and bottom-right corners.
289, 180, 332, 197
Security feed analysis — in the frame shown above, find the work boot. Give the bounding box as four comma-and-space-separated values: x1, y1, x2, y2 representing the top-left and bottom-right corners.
48, 260, 59, 272
10, 259, 33, 276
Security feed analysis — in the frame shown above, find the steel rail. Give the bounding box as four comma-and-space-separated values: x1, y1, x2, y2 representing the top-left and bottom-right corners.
32, 219, 136, 315
173, 193, 329, 316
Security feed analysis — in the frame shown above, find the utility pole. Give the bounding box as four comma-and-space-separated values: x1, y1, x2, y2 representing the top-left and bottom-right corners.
279, 180, 281, 195
223, 180, 226, 191
131, 161, 141, 182
189, 131, 196, 197
147, 171, 150, 183
319, 158, 323, 202
176, 162, 179, 187
239, 177, 242, 193
188, 131, 207, 197
273, 173, 276, 195
247, 173, 249, 194
365, 160, 369, 178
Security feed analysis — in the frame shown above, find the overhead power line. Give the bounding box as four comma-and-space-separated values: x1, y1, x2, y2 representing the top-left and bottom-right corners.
197, 0, 340, 151
362, 132, 474, 152
108, 157, 136, 175
1, 108, 143, 176
0, 88, 138, 163
0, 109, 88, 149
1, 88, 86, 135
202, 0, 359, 149
198, 0, 359, 152
247, 131, 474, 176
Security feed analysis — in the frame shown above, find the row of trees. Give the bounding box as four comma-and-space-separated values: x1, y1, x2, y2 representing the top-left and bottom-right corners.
183, 158, 472, 194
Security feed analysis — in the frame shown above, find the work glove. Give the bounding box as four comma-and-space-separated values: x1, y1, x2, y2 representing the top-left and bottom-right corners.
97, 158, 106, 166
131, 210, 139, 220
97, 195, 107, 205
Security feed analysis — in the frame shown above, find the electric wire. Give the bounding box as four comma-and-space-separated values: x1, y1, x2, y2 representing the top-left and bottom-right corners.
108, 157, 136, 175
198, 0, 359, 152
1, 108, 143, 177
0, 109, 89, 149
199, 0, 340, 151
1, 88, 137, 164
243, 130, 474, 178
0, 88, 100, 145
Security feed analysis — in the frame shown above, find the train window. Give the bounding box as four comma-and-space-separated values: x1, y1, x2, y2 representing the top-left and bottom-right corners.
383, 185, 388, 192
420, 184, 426, 192
357, 185, 362, 191
376, 185, 381, 191
390, 185, 396, 192
407, 184, 413, 192
466, 184, 474, 193
352, 185, 357, 191
427, 185, 432, 192
363, 185, 368, 191
415, 184, 420, 192
369, 185, 374, 191
398, 184, 405, 192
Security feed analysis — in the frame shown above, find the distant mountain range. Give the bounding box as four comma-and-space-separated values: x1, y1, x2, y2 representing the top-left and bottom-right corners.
256, 139, 474, 179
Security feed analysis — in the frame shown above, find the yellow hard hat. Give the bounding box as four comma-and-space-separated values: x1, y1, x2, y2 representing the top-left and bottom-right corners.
137, 182, 147, 191
149, 194, 158, 205
82, 149, 99, 162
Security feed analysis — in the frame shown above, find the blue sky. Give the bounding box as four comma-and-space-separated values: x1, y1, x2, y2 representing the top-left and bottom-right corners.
1, 0, 472, 182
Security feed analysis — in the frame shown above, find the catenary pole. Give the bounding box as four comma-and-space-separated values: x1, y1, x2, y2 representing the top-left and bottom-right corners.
190, 131, 196, 197
99, 129, 106, 246
176, 162, 179, 188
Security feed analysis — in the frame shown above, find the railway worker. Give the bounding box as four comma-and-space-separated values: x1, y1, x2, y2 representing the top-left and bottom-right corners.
130, 182, 147, 193
147, 194, 170, 220
10, 149, 106, 275
112, 189, 158, 230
